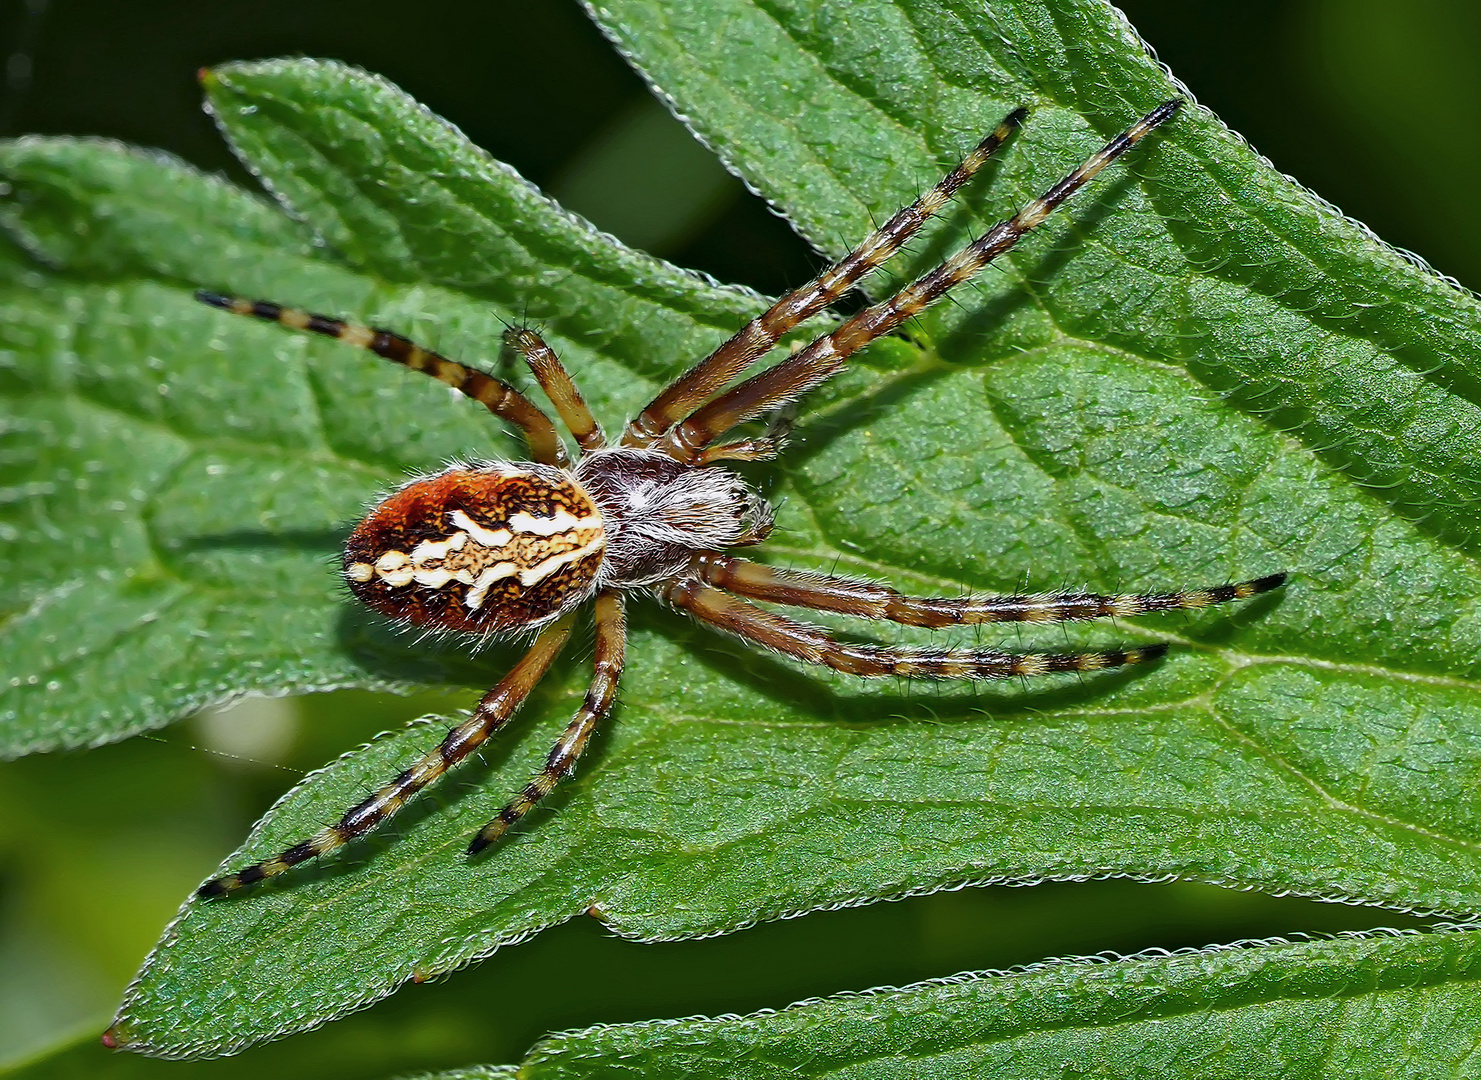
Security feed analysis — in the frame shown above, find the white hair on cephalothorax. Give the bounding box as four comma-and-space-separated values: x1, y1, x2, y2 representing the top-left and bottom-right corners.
618, 466, 771, 549
573, 446, 773, 587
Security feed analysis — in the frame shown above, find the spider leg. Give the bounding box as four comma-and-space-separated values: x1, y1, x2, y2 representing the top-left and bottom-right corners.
654, 100, 1183, 463
691, 436, 780, 466
688, 553, 1286, 627
502, 326, 606, 453
196, 292, 571, 467
622, 108, 1029, 448
467, 590, 626, 854
196, 613, 576, 898
659, 578, 1166, 680
693, 401, 798, 466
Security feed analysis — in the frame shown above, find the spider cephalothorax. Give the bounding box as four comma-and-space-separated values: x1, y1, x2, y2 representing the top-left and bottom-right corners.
195, 99, 1285, 898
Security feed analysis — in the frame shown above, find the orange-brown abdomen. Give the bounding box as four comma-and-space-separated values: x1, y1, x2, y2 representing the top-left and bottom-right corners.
343, 463, 605, 636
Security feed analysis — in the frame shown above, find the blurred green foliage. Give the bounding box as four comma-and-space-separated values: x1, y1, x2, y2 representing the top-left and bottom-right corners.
0, 0, 1474, 1072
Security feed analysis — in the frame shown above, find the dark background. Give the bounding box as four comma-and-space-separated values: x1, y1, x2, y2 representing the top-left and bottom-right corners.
0, 0, 1473, 1072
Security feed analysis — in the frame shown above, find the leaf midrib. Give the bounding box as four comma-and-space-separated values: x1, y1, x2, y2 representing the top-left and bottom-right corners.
31, 294, 1481, 869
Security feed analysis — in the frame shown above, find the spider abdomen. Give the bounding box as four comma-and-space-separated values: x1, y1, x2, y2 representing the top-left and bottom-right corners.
343, 463, 605, 635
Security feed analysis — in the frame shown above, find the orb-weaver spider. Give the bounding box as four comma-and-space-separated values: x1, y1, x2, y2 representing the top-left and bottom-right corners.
195, 98, 1283, 897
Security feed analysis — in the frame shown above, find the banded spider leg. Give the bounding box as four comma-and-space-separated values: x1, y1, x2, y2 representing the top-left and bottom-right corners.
192, 98, 1284, 899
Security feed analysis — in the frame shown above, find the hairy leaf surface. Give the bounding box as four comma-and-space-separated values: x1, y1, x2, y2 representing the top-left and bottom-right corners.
0, 0, 1477, 1065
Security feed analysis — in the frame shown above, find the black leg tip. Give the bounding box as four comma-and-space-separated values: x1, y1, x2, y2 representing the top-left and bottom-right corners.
195, 877, 230, 900
1149, 98, 1185, 125
1137, 642, 1171, 663
1246, 572, 1289, 595
195, 289, 231, 309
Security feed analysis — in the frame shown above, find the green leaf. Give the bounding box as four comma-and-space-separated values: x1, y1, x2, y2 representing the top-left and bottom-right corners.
508, 926, 1481, 1078
0, 0, 1478, 1065
0, 137, 482, 756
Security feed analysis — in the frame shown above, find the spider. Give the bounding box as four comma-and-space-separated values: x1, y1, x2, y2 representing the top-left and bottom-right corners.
195, 98, 1284, 898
